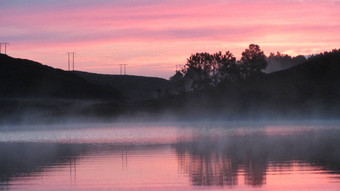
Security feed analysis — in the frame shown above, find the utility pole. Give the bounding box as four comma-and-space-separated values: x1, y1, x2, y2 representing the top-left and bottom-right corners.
119, 64, 127, 75
0, 42, 9, 54
66, 52, 76, 71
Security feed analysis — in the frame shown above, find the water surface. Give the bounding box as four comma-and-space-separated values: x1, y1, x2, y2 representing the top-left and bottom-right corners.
0, 122, 339, 190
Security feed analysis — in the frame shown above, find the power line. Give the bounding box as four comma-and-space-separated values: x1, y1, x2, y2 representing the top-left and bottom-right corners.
0, 42, 9, 54
66, 52, 76, 71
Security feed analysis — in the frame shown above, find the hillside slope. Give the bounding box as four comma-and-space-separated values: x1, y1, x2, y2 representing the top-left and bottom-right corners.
72, 71, 172, 101
152, 52, 340, 119
0, 54, 120, 99
262, 51, 340, 104
227, 51, 340, 117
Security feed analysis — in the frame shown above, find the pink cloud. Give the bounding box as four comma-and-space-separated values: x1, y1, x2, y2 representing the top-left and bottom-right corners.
1, 0, 339, 78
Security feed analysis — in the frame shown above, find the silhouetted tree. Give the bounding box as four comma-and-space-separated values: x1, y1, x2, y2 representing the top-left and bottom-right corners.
216, 51, 239, 83
293, 55, 307, 64
180, 51, 238, 91
183, 52, 214, 91
307, 48, 340, 61
265, 52, 306, 73
169, 71, 185, 93
240, 44, 267, 78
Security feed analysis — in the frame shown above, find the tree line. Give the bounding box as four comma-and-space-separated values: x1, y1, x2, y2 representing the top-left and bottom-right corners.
170, 44, 268, 92
170, 44, 340, 93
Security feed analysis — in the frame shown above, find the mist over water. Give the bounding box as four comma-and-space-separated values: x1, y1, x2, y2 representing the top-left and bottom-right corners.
0, 122, 339, 190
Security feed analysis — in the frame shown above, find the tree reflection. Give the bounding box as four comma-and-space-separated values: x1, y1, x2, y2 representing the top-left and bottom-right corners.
175, 127, 340, 187
178, 151, 239, 186
0, 126, 339, 189
0, 143, 86, 184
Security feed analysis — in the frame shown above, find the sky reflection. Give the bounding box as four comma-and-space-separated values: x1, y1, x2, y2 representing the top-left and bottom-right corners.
0, 124, 339, 190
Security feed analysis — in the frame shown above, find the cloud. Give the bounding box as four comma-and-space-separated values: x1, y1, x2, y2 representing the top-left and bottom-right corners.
1, 0, 339, 78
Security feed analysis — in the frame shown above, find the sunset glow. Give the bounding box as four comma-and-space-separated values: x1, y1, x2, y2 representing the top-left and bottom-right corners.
1, 0, 339, 78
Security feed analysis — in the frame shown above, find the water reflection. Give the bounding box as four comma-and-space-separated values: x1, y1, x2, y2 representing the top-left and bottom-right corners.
0, 124, 339, 190
175, 127, 340, 187
0, 143, 86, 187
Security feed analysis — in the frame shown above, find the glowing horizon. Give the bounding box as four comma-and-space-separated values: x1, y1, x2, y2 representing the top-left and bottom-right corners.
1, 0, 339, 79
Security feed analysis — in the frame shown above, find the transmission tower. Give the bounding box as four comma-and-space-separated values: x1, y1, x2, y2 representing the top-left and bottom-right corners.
0, 42, 9, 54
119, 64, 127, 75
66, 52, 76, 71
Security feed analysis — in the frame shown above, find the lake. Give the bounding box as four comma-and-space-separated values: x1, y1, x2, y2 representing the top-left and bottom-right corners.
0, 121, 339, 190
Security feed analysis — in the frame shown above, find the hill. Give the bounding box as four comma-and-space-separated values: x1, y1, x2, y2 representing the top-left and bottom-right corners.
0, 52, 339, 123
0, 54, 172, 101
0, 53, 120, 99
239, 51, 340, 117
261, 51, 340, 106
146, 51, 340, 120
238, 51, 340, 118
72, 71, 172, 101
0, 54, 172, 123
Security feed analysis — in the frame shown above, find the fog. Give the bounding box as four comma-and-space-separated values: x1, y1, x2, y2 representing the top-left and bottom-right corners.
0, 122, 339, 189
1, 96, 338, 128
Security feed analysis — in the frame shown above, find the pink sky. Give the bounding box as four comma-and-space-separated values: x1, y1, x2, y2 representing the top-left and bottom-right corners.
1, 0, 339, 79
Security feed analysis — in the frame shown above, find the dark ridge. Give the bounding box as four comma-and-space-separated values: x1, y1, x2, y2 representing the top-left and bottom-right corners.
151, 51, 340, 120
0, 51, 339, 123
72, 71, 173, 101
0, 53, 120, 100
267, 51, 340, 81
260, 51, 340, 104
229, 51, 340, 118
